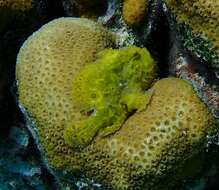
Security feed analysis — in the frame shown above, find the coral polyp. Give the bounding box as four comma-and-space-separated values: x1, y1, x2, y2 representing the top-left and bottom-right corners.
64, 46, 156, 149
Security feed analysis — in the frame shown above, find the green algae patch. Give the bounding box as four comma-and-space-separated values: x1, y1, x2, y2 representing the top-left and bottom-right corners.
64, 46, 156, 149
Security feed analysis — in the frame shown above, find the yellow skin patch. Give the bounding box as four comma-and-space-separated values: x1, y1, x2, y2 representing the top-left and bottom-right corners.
64, 46, 156, 149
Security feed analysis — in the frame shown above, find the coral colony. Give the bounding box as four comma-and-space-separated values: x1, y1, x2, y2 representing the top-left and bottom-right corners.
0, 0, 218, 189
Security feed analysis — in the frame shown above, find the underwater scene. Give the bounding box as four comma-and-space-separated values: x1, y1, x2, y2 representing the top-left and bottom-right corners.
0, 0, 219, 189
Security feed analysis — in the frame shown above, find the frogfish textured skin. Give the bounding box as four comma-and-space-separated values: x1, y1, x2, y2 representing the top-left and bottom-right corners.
17, 18, 217, 190
122, 0, 148, 26
165, 0, 219, 55
64, 46, 156, 149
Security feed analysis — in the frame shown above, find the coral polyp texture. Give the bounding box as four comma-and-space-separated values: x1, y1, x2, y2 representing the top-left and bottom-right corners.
165, 0, 219, 55
122, 0, 148, 26
64, 46, 156, 149
17, 18, 217, 187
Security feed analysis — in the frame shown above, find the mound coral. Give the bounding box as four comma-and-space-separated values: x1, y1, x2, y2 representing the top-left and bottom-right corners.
122, 0, 148, 26
64, 46, 156, 149
16, 18, 217, 190
0, 0, 35, 31
165, 0, 219, 55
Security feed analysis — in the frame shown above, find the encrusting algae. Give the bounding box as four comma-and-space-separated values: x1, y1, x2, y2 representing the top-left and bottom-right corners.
16, 17, 217, 190
64, 46, 156, 149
